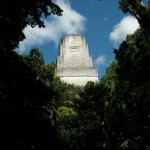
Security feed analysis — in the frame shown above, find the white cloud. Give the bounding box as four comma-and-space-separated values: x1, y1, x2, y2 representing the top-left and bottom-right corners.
109, 16, 139, 47
94, 55, 107, 70
17, 0, 86, 53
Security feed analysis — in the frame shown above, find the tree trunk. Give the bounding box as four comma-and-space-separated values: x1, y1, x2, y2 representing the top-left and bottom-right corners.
127, 0, 150, 45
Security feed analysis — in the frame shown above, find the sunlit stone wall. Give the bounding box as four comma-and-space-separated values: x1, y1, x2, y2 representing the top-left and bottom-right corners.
56, 34, 98, 86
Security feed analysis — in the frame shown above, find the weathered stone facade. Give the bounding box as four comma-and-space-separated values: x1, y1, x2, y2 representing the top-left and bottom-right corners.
56, 34, 98, 86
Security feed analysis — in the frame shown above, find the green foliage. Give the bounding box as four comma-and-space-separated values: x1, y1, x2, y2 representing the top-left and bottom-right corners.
72, 81, 109, 150
23, 48, 45, 78
101, 61, 118, 91
51, 83, 80, 150
114, 29, 150, 84
56, 106, 78, 121
1, 1, 150, 149
1, 29, 150, 149
0, 0, 63, 51
0, 49, 61, 150
119, 0, 131, 13
119, 0, 150, 45
112, 28, 150, 149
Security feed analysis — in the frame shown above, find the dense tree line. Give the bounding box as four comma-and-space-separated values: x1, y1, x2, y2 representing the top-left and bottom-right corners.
0, 48, 61, 149
54, 28, 150, 150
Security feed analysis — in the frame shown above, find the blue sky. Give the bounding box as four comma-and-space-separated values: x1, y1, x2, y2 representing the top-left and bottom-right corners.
17, 0, 140, 80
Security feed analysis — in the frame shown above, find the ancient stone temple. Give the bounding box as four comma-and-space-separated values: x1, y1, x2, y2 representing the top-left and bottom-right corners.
55, 34, 98, 86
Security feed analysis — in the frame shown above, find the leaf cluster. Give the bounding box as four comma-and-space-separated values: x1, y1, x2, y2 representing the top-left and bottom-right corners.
0, 0, 63, 51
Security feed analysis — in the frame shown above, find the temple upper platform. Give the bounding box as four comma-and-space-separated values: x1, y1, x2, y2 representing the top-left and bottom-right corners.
56, 34, 98, 86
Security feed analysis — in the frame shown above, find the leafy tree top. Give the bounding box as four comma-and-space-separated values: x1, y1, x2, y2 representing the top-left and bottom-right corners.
119, 0, 150, 45
0, 0, 63, 52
